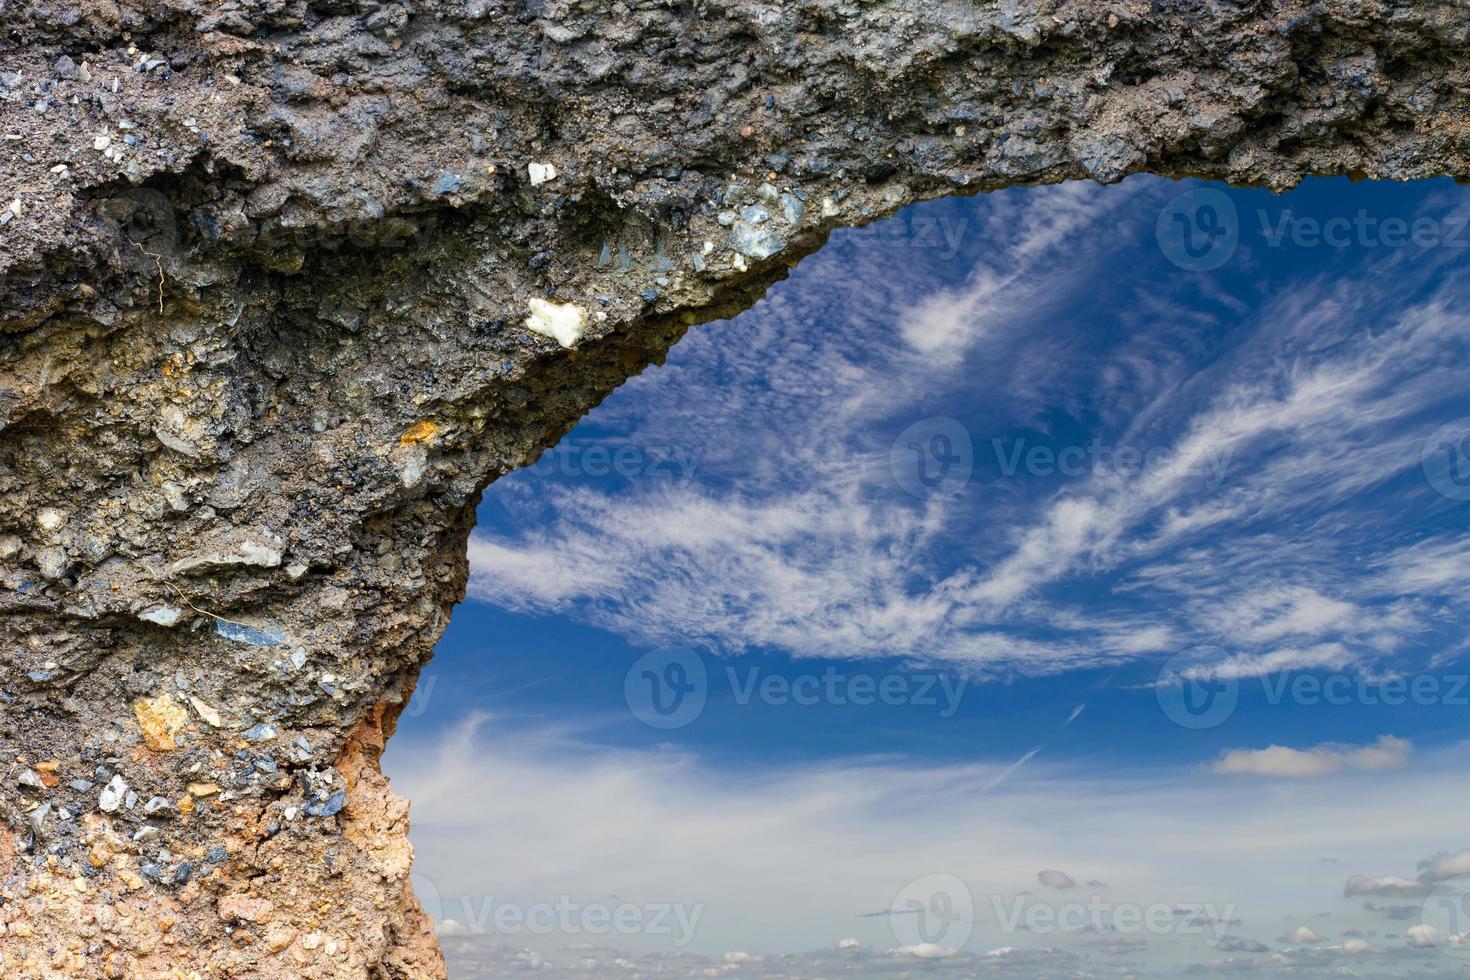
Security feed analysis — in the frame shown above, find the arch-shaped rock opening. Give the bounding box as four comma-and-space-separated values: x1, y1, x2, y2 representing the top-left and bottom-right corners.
397, 173, 1470, 976
0, 3, 1467, 976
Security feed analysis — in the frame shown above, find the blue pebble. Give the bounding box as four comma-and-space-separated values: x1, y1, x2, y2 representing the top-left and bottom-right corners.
242, 723, 278, 742
304, 790, 346, 817
215, 621, 285, 646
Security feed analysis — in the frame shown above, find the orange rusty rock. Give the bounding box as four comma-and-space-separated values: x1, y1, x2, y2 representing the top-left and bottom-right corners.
397, 420, 438, 446
133, 695, 189, 752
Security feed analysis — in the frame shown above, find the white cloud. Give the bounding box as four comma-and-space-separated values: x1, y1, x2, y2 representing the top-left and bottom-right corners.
1235, 589, 1359, 644
1277, 927, 1325, 945
1179, 643, 1356, 682
899, 182, 1133, 359
1344, 875, 1434, 899
1211, 736, 1412, 778
1375, 538, 1470, 595
1405, 924, 1446, 947
891, 942, 957, 958
1420, 849, 1470, 883
1105, 625, 1177, 653
1342, 846, 1470, 911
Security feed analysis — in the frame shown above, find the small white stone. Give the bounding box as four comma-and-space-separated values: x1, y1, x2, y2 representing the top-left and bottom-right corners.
93, 133, 111, 151
187, 695, 222, 727
98, 775, 128, 812
36, 508, 64, 531
391, 444, 426, 489
169, 534, 283, 576
138, 605, 183, 627
162, 482, 188, 511
527, 162, 558, 185
235, 539, 282, 567
524, 297, 586, 348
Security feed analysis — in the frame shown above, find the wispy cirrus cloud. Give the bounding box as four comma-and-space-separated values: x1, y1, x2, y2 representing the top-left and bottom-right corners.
468, 179, 1470, 691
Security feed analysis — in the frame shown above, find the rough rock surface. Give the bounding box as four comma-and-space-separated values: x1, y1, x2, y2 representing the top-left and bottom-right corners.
0, 1, 1466, 976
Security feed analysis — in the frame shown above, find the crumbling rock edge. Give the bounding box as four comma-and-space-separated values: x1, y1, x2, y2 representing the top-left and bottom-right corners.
0, 2, 1467, 977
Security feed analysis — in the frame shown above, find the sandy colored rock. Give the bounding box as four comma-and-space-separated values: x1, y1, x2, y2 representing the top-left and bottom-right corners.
134, 694, 190, 752
218, 894, 275, 925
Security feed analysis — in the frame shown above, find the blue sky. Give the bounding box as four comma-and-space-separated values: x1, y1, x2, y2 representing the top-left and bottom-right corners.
386, 175, 1470, 978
